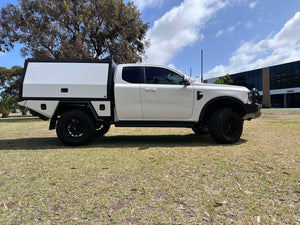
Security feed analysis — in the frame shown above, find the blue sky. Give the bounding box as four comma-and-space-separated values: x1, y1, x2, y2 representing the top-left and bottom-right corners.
1, 0, 300, 80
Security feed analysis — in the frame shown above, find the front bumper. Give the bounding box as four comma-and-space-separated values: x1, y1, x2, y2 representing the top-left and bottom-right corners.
243, 103, 262, 120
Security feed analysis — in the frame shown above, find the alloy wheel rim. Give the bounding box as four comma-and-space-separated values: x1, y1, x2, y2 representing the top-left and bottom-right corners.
66, 117, 87, 138
223, 116, 237, 138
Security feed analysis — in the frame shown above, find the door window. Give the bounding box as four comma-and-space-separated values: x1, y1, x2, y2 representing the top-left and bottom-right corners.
145, 67, 184, 85
122, 67, 142, 83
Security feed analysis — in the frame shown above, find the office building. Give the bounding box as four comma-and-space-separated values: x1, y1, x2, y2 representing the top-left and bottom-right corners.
206, 60, 300, 108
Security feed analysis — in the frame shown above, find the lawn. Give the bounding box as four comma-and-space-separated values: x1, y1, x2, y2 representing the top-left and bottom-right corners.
0, 111, 299, 224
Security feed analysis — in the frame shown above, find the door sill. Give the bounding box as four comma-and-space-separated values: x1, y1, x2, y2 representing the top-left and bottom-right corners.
115, 121, 196, 128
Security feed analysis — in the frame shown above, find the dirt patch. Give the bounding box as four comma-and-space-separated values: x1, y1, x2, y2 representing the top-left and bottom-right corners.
111, 197, 136, 211
260, 111, 300, 121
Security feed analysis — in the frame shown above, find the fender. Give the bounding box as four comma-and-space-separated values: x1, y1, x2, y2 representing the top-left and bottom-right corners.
49, 101, 100, 130
199, 96, 245, 124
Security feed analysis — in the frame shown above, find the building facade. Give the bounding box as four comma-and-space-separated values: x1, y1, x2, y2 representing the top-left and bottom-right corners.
206, 60, 300, 108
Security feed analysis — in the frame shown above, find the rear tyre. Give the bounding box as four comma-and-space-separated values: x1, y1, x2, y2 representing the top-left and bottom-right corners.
209, 107, 243, 144
56, 109, 95, 146
95, 122, 111, 137
192, 125, 209, 135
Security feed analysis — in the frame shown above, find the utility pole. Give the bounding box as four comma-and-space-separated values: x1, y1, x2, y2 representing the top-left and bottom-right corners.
201, 49, 204, 83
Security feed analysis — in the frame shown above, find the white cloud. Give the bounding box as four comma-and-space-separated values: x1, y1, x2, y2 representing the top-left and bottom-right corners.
245, 21, 254, 29
228, 26, 234, 32
144, 0, 227, 65
132, 0, 165, 11
249, 1, 258, 9
216, 30, 224, 37
205, 11, 300, 79
228, 22, 241, 32
167, 63, 176, 69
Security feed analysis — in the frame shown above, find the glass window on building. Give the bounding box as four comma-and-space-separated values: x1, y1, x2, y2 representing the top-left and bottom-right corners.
271, 94, 284, 108
270, 61, 300, 89
291, 93, 300, 107
230, 69, 262, 91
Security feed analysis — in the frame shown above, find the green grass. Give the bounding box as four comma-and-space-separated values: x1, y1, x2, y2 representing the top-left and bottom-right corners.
0, 112, 300, 224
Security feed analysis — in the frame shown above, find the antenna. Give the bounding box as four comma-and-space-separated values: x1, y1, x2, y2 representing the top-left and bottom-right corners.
190, 68, 192, 77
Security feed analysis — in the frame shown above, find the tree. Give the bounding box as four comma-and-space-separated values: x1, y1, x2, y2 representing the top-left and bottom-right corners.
1, 66, 23, 98
0, 67, 12, 88
0, 95, 16, 118
0, 0, 149, 64
0, 66, 26, 115
214, 74, 234, 85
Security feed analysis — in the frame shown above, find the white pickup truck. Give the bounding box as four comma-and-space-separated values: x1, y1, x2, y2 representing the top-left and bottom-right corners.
18, 59, 261, 146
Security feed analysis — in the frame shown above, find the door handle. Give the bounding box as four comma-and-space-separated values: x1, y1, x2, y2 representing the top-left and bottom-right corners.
145, 88, 158, 92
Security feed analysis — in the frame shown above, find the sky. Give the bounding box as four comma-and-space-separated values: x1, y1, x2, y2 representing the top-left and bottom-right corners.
1, 0, 300, 80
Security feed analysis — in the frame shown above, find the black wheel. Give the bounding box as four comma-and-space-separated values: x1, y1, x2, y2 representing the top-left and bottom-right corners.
56, 110, 95, 146
95, 122, 111, 137
209, 108, 243, 144
192, 125, 209, 135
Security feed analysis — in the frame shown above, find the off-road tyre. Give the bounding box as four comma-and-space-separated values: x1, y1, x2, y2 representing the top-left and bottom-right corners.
56, 109, 95, 146
209, 107, 243, 144
95, 122, 111, 137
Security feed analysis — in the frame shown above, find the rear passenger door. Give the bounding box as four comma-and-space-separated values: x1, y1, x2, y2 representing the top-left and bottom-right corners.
114, 66, 144, 120
140, 66, 194, 120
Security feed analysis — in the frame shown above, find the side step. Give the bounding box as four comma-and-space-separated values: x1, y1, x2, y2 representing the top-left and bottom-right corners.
115, 121, 196, 128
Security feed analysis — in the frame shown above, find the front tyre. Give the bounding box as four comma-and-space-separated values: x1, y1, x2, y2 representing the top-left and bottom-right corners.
56, 110, 95, 146
209, 108, 243, 144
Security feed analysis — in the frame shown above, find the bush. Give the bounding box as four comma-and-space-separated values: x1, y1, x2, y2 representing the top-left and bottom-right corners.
0, 95, 16, 118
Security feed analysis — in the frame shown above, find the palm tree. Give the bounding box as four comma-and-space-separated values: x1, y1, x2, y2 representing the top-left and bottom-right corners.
0, 95, 16, 118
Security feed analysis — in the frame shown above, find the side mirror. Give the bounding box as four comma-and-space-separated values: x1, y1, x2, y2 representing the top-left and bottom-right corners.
183, 78, 190, 86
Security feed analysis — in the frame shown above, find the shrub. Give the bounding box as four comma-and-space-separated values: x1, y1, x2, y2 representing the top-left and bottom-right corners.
0, 95, 16, 118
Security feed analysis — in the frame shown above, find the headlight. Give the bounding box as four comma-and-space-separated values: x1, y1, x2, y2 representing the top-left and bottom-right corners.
248, 91, 253, 104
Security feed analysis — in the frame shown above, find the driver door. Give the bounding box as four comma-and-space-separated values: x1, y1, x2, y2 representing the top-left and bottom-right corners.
140, 66, 194, 120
